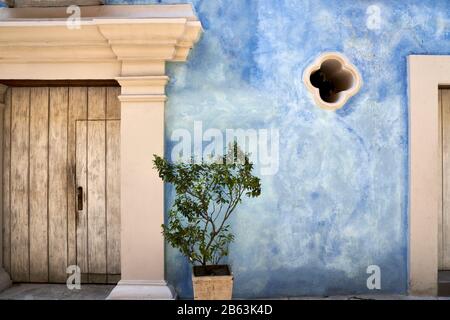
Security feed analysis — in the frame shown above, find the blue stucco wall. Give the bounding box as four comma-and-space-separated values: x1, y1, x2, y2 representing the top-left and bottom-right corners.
109, 0, 450, 298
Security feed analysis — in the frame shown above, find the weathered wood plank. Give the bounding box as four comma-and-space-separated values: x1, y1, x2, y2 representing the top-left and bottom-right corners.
29, 87, 49, 282
87, 120, 107, 277
106, 120, 120, 277
48, 87, 68, 283
2, 88, 11, 274
75, 120, 88, 275
443, 89, 450, 269
88, 87, 106, 120
68, 87, 87, 269
10, 87, 30, 282
106, 87, 121, 120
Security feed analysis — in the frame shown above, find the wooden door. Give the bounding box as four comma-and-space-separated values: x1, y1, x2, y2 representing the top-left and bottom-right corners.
2, 86, 121, 283
76, 119, 120, 283
441, 88, 450, 270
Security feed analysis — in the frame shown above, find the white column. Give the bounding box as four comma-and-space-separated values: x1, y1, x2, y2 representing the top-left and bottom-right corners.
0, 84, 11, 293
107, 76, 175, 299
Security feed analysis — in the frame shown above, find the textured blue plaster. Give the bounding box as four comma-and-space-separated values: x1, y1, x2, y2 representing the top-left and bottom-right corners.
112, 0, 450, 298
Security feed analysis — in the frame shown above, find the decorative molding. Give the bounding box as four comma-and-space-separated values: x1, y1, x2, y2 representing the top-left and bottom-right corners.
116, 76, 168, 95
116, 76, 169, 87
0, 5, 202, 78
303, 52, 362, 111
118, 94, 167, 103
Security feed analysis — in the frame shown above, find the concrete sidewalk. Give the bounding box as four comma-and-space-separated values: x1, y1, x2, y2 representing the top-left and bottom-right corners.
0, 284, 448, 300
0, 283, 114, 300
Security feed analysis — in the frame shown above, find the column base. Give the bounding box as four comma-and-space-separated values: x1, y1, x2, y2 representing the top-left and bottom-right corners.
0, 268, 12, 293
106, 280, 177, 300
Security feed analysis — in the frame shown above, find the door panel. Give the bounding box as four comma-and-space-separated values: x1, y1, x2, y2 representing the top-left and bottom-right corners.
76, 119, 120, 283
87, 121, 107, 282
75, 120, 88, 276
48, 87, 69, 283
10, 87, 30, 282
68, 87, 88, 268
106, 120, 121, 278
2, 88, 11, 275
29, 87, 49, 282
3, 86, 121, 283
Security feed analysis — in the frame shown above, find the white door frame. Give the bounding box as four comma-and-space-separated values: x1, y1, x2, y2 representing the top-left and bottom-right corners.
0, 5, 202, 299
409, 55, 450, 296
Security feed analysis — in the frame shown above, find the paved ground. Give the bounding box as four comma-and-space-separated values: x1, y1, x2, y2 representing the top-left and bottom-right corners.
0, 284, 449, 300
0, 283, 114, 300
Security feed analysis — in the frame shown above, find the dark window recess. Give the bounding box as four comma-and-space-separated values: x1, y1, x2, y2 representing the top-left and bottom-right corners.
310, 59, 354, 104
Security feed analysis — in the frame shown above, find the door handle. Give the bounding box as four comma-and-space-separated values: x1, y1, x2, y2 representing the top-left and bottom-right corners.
77, 186, 83, 211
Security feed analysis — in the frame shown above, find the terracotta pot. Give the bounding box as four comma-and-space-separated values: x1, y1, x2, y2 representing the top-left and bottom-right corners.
192, 265, 233, 300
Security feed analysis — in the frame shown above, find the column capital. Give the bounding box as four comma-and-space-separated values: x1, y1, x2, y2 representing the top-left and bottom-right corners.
116, 75, 169, 95
116, 75, 169, 105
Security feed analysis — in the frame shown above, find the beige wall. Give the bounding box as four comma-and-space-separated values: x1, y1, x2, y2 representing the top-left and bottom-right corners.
409, 55, 450, 295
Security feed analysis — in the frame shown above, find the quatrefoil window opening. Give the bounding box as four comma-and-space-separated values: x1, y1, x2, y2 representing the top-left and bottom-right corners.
303, 53, 362, 110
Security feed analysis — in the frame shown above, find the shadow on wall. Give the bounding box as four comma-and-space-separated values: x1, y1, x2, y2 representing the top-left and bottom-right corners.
231, 247, 407, 299
167, 245, 407, 299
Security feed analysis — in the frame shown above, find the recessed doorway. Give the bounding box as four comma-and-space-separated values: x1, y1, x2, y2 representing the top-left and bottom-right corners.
2, 85, 121, 284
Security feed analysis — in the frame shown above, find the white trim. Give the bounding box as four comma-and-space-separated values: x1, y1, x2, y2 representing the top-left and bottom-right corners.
118, 95, 167, 103
409, 55, 450, 296
117, 280, 169, 286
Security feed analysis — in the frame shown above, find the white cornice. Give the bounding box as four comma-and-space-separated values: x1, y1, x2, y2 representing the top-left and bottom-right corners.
0, 5, 202, 68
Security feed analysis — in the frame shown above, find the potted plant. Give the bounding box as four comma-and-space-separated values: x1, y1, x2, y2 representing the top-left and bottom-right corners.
153, 142, 261, 300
